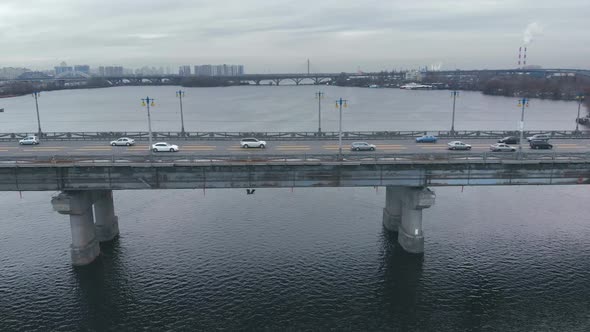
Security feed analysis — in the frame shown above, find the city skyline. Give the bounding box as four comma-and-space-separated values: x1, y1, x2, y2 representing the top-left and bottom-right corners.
1, 0, 589, 72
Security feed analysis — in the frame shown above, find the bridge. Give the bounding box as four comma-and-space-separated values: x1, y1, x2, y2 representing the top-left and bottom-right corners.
6, 72, 363, 85
6, 68, 590, 85
1, 136, 589, 266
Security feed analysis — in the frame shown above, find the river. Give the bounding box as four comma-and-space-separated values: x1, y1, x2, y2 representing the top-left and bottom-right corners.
0, 86, 589, 331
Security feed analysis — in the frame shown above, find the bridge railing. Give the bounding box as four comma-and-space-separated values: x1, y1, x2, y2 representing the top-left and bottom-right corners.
2, 130, 589, 142
1, 152, 589, 165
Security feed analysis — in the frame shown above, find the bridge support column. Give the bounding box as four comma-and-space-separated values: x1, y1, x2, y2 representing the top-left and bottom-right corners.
93, 190, 119, 242
51, 191, 100, 266
383, 186, 403, 232
398, 187, 435, 254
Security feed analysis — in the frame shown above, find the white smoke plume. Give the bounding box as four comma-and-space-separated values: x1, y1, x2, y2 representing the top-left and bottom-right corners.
429, 62, 443, 71
523, 22, 543, 45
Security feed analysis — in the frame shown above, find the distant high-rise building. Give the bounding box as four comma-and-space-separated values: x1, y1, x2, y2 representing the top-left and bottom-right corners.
98, 66, 105, 76
179, 65, 191, 76
103, 66, 124, 76
74, 65, 90, 74
0, 67, 30, 79
193, 64, 244, 76
55, 61, 73, 75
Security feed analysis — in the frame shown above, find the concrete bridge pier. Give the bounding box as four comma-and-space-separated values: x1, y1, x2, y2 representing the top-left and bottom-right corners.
383, 186, 403, 232
382, 187, 435, 254
93, 190, 119, 242
51, 191, 100, 266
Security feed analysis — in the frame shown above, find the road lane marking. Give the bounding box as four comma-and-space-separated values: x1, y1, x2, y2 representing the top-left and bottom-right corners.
23, 149, 62, 152
76, 148, 113, 151
555, 145, 586, 149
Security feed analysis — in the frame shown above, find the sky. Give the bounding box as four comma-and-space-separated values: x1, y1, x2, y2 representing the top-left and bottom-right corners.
0, 0, 588, 72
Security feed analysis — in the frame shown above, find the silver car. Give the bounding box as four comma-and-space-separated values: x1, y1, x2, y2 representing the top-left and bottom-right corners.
490, 143, 516, 152
447, 141, 471, 150
526, 133, 549, 142
110, 137, 135, 146
19, 136, 39, 145
351, 142, 376, 151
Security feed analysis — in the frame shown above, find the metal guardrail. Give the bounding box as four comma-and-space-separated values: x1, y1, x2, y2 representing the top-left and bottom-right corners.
1, 130, 590, 142
1, 152, 590, 165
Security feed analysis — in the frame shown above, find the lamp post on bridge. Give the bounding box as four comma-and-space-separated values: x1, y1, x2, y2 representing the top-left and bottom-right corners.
32, 91, 42, 137
450, 90, 459, 134
315, 91, 324, 134
575, 94, 585, 132
176, 90, 186, 134
517, 97, 529, 156
335, 98, 348, 160
141, 97, 155, 155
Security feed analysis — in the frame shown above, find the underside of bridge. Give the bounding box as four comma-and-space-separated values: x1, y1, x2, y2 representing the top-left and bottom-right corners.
49, 186, 436, 265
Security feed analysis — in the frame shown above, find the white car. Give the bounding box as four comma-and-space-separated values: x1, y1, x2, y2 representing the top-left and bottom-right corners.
19, 136, 39, 145
151, 142, 179, 152
240, 138, 266, 148
110, 137, 135, 146
490, 143, 516, 152
447, 141, 471, 150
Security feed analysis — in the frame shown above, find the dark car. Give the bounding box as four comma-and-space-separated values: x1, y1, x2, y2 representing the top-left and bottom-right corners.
498, 136, 518, 144
529, 140, 553, 149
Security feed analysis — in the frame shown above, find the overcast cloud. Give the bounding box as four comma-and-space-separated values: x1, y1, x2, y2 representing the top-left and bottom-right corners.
1, 0, 588, 72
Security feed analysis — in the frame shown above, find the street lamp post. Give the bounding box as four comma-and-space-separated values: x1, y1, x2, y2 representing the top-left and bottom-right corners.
517, 97, 529, 156
315, 91, 324, 134
335, 98, 348, 160
176, 90, 186, 134
141, 97, 155, 155
450, 90, 459, 134
32, 91, 42, 137
575, 94, 585, 132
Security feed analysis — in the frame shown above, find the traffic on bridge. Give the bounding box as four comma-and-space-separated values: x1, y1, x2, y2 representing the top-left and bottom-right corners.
3, 137, 590, 158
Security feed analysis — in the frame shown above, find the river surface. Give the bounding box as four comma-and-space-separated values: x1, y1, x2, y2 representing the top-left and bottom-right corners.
0, 87, 589, 331
0, 85, 584, 132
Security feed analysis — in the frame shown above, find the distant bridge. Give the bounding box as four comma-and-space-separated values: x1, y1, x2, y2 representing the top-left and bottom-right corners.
5, 68, 590, 85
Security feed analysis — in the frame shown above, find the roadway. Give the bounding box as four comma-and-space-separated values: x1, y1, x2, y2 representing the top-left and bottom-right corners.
2, 138, 590, 157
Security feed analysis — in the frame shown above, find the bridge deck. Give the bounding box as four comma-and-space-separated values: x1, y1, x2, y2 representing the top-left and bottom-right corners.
1, 153, 589, 191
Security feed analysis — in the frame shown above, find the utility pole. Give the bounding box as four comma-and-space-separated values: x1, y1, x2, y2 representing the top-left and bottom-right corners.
517, 97, 529, 157
176, 90, 185, 134
32, 91, 42, 137
315, 91, 324, 134
307, 59, 310, 75
141, 97, 155, 155
450, 90, 459, 134
335, 98, 348, 160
